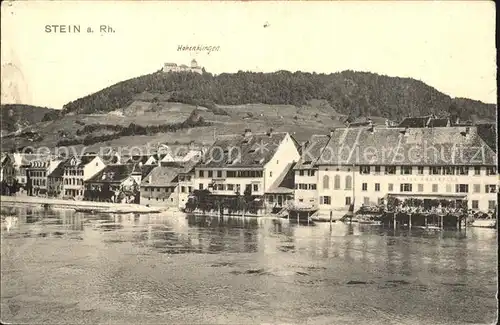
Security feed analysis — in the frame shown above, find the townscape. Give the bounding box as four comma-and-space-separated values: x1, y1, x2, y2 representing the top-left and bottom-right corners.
1, 115, 497, 228
1, 3, 498, 324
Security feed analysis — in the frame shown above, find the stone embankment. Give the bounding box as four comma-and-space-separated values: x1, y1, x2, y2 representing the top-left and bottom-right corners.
0, 195, 163, 214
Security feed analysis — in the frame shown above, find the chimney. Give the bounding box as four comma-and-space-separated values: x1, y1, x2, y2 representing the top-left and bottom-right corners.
266, 128, 273, 137
329, 129, 334, 138
244, 128, 252, 137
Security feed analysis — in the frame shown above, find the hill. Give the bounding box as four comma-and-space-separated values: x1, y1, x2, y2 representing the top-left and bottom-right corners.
59, 70, 496, 121
1, 69, 496, 152
0, 104, 56, 136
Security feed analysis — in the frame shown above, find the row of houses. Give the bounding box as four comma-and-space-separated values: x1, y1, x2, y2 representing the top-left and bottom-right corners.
1, 118, 498, 215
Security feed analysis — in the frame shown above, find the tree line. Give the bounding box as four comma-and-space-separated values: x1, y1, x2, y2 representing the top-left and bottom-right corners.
55, 70, 497, 121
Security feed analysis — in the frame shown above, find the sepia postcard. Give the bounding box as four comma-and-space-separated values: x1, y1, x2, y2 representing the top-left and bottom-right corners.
1, 1, 498, 324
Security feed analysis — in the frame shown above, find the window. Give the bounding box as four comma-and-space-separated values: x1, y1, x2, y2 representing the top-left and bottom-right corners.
374, 166, 381, 173
486, 167, 497, 175
417, 166, 424, 175
208, 171, 213, 178
430, 167, 441, 175
362, 183, 368, 191
432, 184, 438, 192
227, 171, 236, 178
334, 175, 341, 189
455, 184, 469, 193
253, 184, 258, 192
400, 183, 412, 192
385, 166, 396, 174
199, 170, 204, 178
323, 175, 330, 189
320, 196, 331, 205
345, 197, 352, 206
270, 171, 273, 177
472, 200, 479, 209
417, 184, 424, 192
227, 184, 234, 191
363, 197, 370, 205
217, 170, 222, 178
488, 200, 496, 210
299, 170, 304, 176
276, 160, 279, 164
388, 183, 394, 191
400, 166, 412, 175
217, 184, 224, 191
474, 167, 481, 175
375, 183, 380, 192
345, 176, 352, 190
360, 166, 370, 174
309, 184, 317, 190
457, 166, 469, 175
199, 183, 204, 190
485, 185, 497, 193
309, 170, 316, 176
443, 166, 455, 175
181, 186, 186, 193
188, 187, 192, 193
473, 184, 481, 193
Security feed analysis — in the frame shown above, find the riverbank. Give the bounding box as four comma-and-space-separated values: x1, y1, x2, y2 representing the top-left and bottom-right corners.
0, 195, 164, 214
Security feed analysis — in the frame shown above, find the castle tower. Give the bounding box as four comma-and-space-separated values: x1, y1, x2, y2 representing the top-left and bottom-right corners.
190, 59, 198, 68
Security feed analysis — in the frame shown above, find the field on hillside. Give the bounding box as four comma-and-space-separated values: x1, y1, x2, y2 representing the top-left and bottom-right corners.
1, 98, 373, 152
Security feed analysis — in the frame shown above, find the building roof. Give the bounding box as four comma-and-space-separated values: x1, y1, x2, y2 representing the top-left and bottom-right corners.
124, 155, 155, 165
398, 116, 431, 128
427, 118, 450, 127
305, 126, 497, 166
266, 162, 296, 194
141, 166, 179, 187
86, 164, 137, 184
476, 123, 497, 153
62, 155, 98, 168
12, 153, 51, 167
137, 164, 157, 179
294, 135, 331, 170
47, 160, 67, 178
201, 131, 289, 168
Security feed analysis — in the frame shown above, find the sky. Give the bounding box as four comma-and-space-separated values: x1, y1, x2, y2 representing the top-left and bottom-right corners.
1, 1, 497, 110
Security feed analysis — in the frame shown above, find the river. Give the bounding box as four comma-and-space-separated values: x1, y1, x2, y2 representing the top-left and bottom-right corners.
1, 206, 497, 324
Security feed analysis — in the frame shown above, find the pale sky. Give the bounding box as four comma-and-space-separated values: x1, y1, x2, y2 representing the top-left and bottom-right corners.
1, 1, 497, 109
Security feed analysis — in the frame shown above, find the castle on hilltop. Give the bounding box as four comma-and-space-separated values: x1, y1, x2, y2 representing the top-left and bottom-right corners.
162, 59, 203, 74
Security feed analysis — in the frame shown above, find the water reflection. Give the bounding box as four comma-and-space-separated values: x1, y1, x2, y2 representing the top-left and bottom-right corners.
2, 207, 497, 259
1, 206, 498, 324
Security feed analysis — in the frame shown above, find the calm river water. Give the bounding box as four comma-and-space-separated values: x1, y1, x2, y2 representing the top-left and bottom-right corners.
1, 206, 497, 325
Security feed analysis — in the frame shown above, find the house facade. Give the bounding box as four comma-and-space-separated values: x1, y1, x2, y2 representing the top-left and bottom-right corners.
47, 160, 66, 198
84, 164, 142, 203
1, 154, 16, 184
193, 130, 300, 214
140, 166, 179, 207
298, 125, 498, 217
61, 155, 106, 199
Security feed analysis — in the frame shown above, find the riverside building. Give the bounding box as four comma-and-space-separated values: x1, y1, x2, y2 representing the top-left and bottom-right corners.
295, 124, 498, 218
193, 129, 301, 214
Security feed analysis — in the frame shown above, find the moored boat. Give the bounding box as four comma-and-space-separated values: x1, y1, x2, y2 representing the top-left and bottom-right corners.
470, 219, 496, 228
